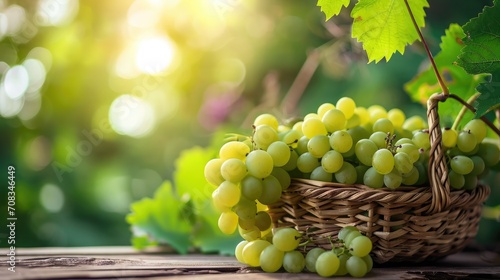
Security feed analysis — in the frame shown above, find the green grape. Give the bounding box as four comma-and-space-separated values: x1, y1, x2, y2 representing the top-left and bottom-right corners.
321, 150, 344, 173
355, 139, 378, 166
442, 127, 458, 148
369, 131, 389, 149
355, 165, 370, 184
211, 190, 229, 212
302, 118, 327, 139
395, 137, 413, 146
401, 166, 419, 186
394, 152, 413, 174
322, 108, 346, 132
235, 240, 249, 264
348, 126, 371, 143
317, 102, 335, 118
296, 135, 310, 155
315, 251, 340, 277
457, 130, 477, 153
464, 119, 487, 144
338, 226, 359, 241
282, 149, 298, 171
241, 175, 263, 200
220, 158, 247, 183
346, 255, 368, 277
242, 239, 271, 267
335, 161, 357, 184
414, 162, 428, 185
330, 130, 353, 153
239, 225, 261, 241
246, 150, 273, 178
254, 125, 278, 150
204, 158, 225, 186
470, 156, 485, 176
412, 130, 430, 150
238, 217, 256, 230
218, 211, 239, 235
254, 113, 279, 131
372, 118, 394, 134
278, 124, 290, 134
260, 245, 284, 273
283, 129, 302, 147
219, 141, 251, 161
304, 113, 320, 120
363, 167, 384, 189
346, 113, 361, 129
449, 170, 465, 190
334, 253, 350, 276
477, 142, 500, 167
396, 143, 420, 163
272, 227, 301, 252
361, 254, 373, 272
355, 106, 370, 125
283, 250, 306, 273
402, 115, 426, 131
292, 121, 303, 134
384, 168, 402, 189
258, 175, 282, 205
368, 105, 388, 123
216, 181, 240, 208
349, 235, 372, 257
297, 152, 320, 173
310, 166, 333, 182
463, 173, 478, 190
387, 108, 406, 129
308, 135, 331, 158
233, 197, 257, 220
271, 167, 291, 190
450, 155, 474, 175
267, 141, 291, 167
336, 97, 356, 119
255, 211, 272, 231
372, 149, 394, 175
305, 247, 325, 273
344, 230, 362, 247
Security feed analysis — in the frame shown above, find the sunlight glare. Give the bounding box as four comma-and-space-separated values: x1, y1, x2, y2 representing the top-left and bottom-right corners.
36, 0, 79, 26
135, 36, 175, 75
109, 94, 156, 138
40, 184, 65, 213
3, 65, 29, 99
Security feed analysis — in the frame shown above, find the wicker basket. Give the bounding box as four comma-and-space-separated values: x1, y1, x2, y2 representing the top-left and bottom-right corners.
267, 93, 491, 263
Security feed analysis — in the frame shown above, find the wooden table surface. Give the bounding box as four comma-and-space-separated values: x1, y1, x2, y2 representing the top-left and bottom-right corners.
1, 246, 499, 280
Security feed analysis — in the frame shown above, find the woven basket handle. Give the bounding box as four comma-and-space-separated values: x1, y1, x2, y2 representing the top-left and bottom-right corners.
426, 93, 451, 214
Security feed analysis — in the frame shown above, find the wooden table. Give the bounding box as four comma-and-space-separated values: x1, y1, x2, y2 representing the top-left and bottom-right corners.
1, 247, 499, 279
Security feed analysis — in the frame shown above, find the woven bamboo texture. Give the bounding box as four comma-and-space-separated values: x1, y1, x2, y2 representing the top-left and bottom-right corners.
267, 93, 491, 263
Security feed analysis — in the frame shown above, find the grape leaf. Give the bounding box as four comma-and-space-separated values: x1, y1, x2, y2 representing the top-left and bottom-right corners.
126, 181, 192, 254
456, 0, 500, 117
404, 24, 485, 126
317, 0, 350, 21
351, 0, 429, 63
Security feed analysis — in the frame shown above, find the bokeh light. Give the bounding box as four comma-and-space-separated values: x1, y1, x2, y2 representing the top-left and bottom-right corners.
109, 94, 156, 138
4, 64, 29, 99
36, 0, 79, 26
40, 184, 65, 213
135, 35, 176, 75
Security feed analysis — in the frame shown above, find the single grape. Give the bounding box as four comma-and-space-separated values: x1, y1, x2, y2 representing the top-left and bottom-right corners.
322, 109, 346, 132
304, 113, 320, 120
450, 155, 474, 175
260, 245, 284, 273
457, 130, 476, 153
336, 97, 356, 119
368, 105, 388, 123
363, 167, 384, 189
315, 251, 340, 277
297, 152, 320, 173
372, 149, 395, 175
218, 211, 238, 234
355, 139, 378, 166
258, 175, 282, 205
310, 166, 333, 182
346, 113, 361, 129
254, 125, 279, 150
233, 197, 257, 220
387, 108, 406, 128
283, 250, 306, 273
204, 158, 225, 186
477, 142, 500, 167
239, 225, 261, 241
355, 165, 370, 184
221, 158, 247, 183
344, 230, 362, 247
464, 119, 487, 144
246, 150, 273, 178
334, 253, 350, 276
412, 130, 430, 150
335, 161, 357, 184
305, 247, 325, 273
338, 226, 359, 241
442, 127, 458, 148
349, 235, 373, 257
282, 129, 302, 147
242, 239, 271, 267
330, 130, 353, 153
402, 115, 426, 131
254, 211, 272, 231
282, 149, 299, 171
396, 143, 420, 163
355, 107, 370, 125
308, 135, 331, 158
266, 141, 291, 167
369, 131, 388, 149
372, 118, 394, 134
470, 156, 485, 176
296, 135, 309, 155
216, 181, 240, 208
384, 168, 402, 189
302, 118, 327, 139
463, 173, 478, 190
254, 113, 279, 131
317, 102, 335, 118
272, 227, 301, 252
394, 152, 413, 174
346, 255, 368, 277
241, 175, 263, 200
449, 170, 465, 190
238, 217, 256, 230
401, 166, 419, 186
235, 240, 249, 264
271, 167, 291, 190
219, 141, 251, 160
362, 254, 373, 272
321, 150, 344, 173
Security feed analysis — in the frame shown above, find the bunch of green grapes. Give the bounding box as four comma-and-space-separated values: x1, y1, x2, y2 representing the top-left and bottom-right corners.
235, 226, 373, 277
441, 119, 500, 190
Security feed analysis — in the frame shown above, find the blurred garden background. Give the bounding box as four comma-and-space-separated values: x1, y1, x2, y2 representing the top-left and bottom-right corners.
0, 0, 498, 249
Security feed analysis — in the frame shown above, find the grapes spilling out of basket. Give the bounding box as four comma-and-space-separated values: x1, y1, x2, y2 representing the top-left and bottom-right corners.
234, 226, 373, 277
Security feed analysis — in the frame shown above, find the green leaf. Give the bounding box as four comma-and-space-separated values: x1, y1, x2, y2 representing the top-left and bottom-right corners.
404, 24, 485, 126
351, 0, 429, 63
456, 0, 500, 117
126, 181, 192, 254
317, 0, 350, 21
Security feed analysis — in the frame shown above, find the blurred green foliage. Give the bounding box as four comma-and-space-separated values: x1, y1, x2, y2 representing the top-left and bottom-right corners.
0, 0, 497, 248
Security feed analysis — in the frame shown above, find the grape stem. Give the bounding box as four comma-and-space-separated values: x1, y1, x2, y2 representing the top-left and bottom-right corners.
403, 0, 449, 96
451, 93, 480, 131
